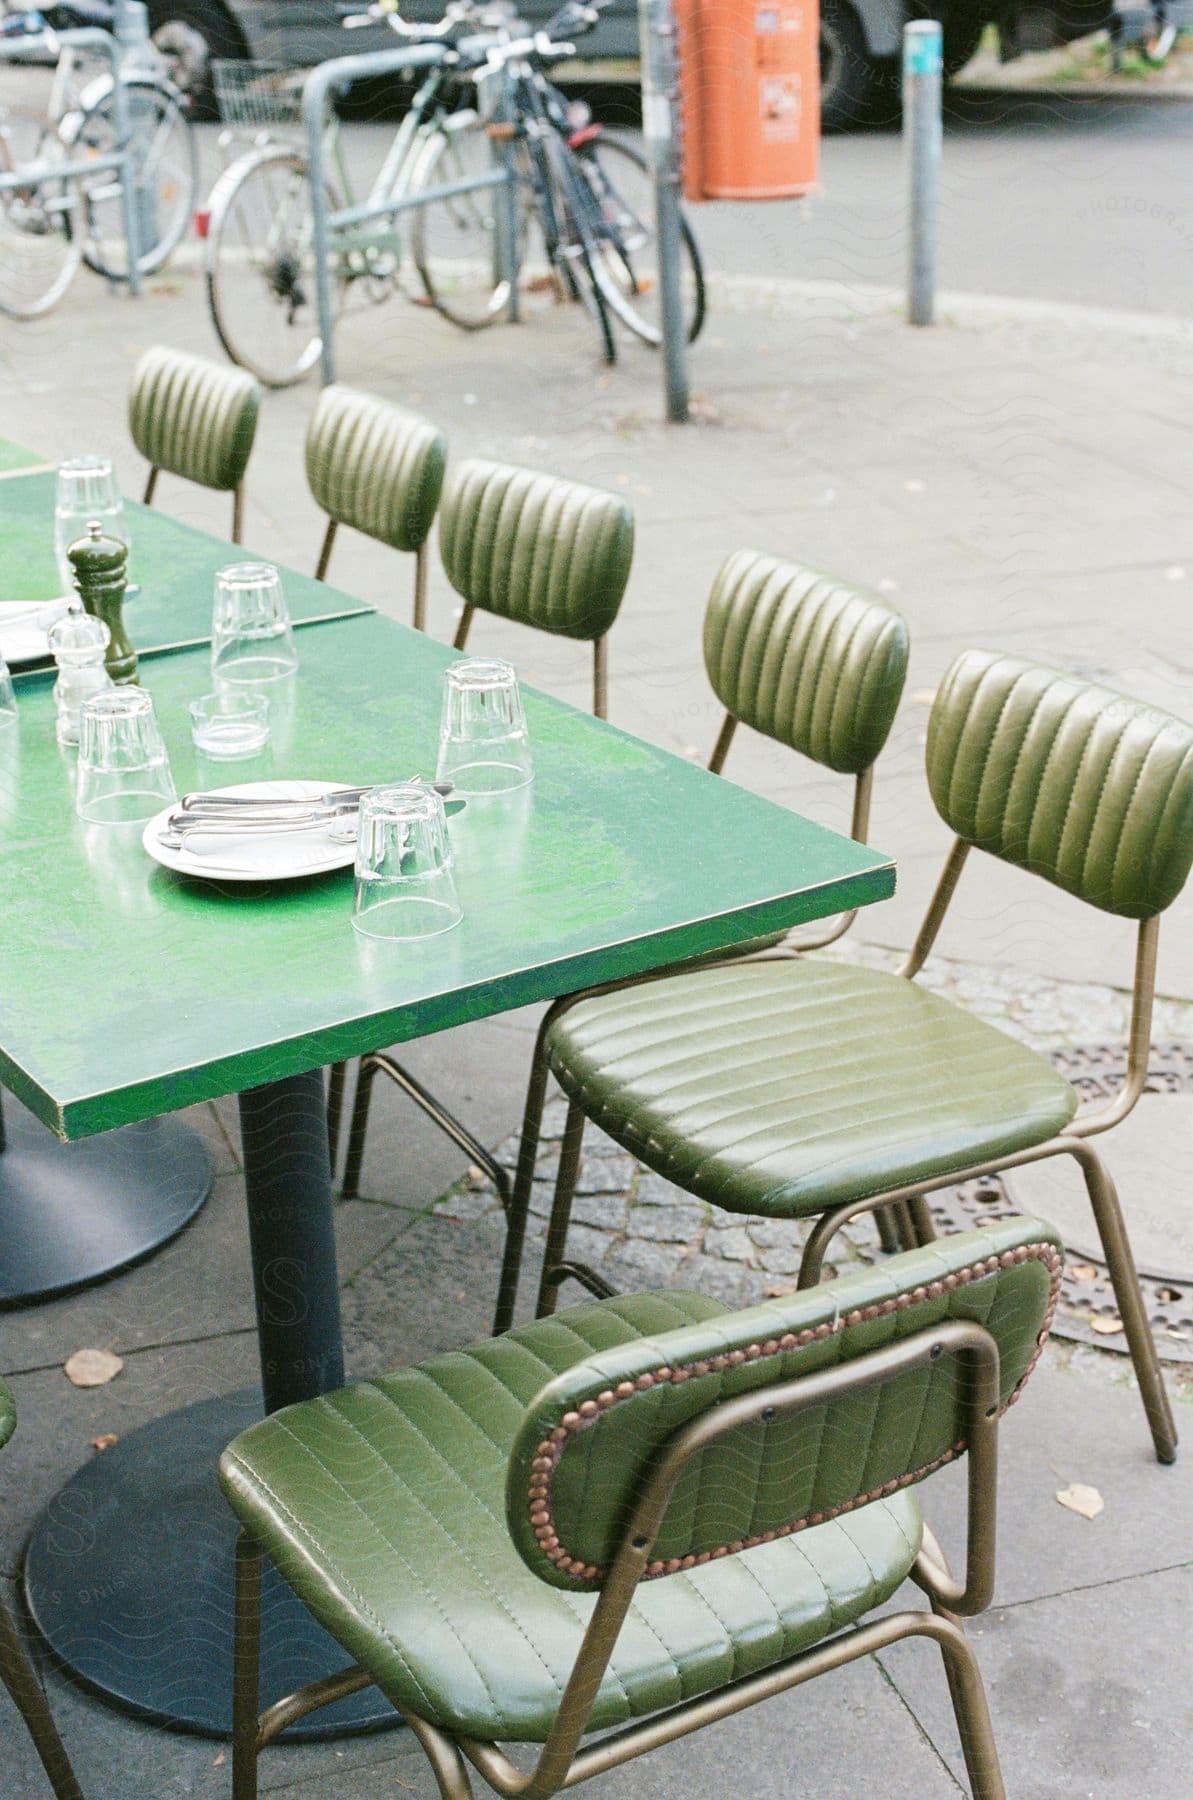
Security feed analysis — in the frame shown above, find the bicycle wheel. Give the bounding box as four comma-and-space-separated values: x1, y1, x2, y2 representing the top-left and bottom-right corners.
206, 148, 341, 387
0, 155, 82, 319
68, 78, 197, 280
539, 134, 615, 364
576, 134, 705, 347
410, 116, 512, 331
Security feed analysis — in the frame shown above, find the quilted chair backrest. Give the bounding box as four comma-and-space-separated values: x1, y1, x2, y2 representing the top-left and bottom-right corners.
128, 346, 260, 492
927, 651, 1193, 919
702, 550, 909, 776
0, 1376, 14, 1451
439, 458, 634, 642
304, 385, 447, 555
509, 1217, 1061, 1590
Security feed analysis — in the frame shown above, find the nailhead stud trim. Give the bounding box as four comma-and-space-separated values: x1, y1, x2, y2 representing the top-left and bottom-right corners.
529, 1242, 1062, 1583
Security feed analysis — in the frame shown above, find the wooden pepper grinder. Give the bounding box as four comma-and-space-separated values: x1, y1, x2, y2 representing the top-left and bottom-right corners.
67, 522, 138, 685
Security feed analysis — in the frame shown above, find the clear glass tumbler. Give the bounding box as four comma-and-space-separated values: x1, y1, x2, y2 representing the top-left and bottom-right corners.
54, 458, 128, 594
76, 688, 175, 823
435, 657, 533, 795
211, 563, 299, 685
352, 784, 463, 941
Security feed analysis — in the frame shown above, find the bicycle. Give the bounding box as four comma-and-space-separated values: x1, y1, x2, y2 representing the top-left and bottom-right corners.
412, 0, 705, 359
203, 0, 512, 386
0, 0, 194, 311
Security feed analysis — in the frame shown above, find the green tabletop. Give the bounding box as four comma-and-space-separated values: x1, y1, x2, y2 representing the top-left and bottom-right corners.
1, 470, 372, 662
0, 611, 895, 1139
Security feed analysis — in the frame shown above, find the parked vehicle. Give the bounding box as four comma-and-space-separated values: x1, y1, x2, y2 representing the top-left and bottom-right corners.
142, 0, 1175, 128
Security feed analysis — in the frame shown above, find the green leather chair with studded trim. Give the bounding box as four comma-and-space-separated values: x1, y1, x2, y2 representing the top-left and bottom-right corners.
128, 346, 260, 544
503, 652, 1193, 1465
221, 1216, 1061, 1800
438, 456, 634, 720
1, 1380, 83, 1799
305, 384, 447, 632
327, 457, 635, 1214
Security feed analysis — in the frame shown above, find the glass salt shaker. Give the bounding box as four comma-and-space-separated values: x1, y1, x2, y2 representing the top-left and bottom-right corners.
48, 610, 112, 746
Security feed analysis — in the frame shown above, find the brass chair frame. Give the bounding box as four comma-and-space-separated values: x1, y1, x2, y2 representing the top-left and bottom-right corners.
313, 523, 430, 634
142, 463, 244, 545
0, 1588, 83, 1799
520, 835, 1176, 1463
231, 1318, 1007, 1800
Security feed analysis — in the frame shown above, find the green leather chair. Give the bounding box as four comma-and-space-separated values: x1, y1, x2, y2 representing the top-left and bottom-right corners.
221, 1216, 1061, 1800
327, 457, 635, 1208
128, 345, 260, 544
504, 651, 1193, 1465
699, 547, 907, 954
438, 456, 635, 720
0, 1380, 83, 1800
305, 384, 447, 633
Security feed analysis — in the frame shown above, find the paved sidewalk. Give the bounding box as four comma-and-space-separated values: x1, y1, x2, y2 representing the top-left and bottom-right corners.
3, 264, 1192, 1795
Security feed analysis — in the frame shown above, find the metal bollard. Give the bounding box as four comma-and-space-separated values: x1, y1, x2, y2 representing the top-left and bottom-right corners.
903, 19, 942, 329
638, 0, 689, 423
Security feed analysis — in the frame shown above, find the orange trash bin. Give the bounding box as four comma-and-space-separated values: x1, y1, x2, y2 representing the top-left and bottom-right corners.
676, 0, 820, 202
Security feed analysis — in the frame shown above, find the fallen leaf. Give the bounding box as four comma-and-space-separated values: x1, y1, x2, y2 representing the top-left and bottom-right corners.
212, 1752, 226, 1767
64, 1348, 123, 1388
1070, 1263, 1098, 1282
1089, 1315, 1124, 1335
763, 1283, 795, 1298
89, 1433, 118, 1453
1055, 1482, 1104, 1520
910, 688, 937, 706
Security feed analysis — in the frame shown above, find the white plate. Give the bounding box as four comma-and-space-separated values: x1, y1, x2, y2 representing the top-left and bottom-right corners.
0, 597, 72, 665
142, 781, 359, 883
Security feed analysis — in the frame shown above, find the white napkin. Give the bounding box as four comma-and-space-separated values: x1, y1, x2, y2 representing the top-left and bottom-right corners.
174, 824, 352, 877
0, 598, 72, 664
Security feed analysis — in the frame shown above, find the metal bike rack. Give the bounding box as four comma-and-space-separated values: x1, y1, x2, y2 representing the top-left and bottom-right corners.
303, 45, 520, 385
0, 2, 143, 295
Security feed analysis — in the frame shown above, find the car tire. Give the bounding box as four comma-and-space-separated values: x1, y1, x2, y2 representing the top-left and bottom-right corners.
820, 0, 879, 132
147, 0, 245, 120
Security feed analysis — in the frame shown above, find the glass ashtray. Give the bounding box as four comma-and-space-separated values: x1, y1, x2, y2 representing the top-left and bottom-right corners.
189, 690, 270, 759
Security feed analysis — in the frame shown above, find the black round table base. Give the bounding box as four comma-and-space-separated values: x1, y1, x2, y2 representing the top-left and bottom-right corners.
24, 1390, 400, 1741
0, 1100, 213, 1306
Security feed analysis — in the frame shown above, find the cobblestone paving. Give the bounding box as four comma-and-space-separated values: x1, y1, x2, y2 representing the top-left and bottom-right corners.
431, 942, 1193, 1374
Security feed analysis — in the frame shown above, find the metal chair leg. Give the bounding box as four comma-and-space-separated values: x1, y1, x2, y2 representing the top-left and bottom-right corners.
142, 466, 158, 506
314, 518, 337, 582
0, 1592, 82, 1800
413, 541, 429, 633
403, 1712, 477, 1799
493, 1006, 562, 1334
932, 1613, 1007, 1800
536, 1098, 585, 1318
453, 604, 475, 652
1071, 1140, 1177, 1464
593, 636, 608, 719
327, 1061, 349, 1169
232, 484, 245, 546
232, 1533, 263, 1800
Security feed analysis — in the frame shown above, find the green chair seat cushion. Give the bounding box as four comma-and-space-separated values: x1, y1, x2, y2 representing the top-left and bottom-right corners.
0, 1377, 14, 1450
220, 1292, 922, 1743
545, 959, 1078, 1218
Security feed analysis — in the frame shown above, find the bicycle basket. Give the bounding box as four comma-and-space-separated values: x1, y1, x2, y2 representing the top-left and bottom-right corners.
212, 60, 306, 130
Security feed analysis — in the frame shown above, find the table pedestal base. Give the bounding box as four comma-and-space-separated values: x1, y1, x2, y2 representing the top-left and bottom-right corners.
24, 1389, 400, 1740
0, 1099, 212, 1305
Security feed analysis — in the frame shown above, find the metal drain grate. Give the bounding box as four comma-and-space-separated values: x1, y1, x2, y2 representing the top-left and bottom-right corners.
922, 1045, 1193, 1364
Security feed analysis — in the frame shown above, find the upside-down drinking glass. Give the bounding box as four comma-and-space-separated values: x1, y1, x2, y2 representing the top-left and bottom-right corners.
54, 458, 128, 593
211, 563, 299, 685
352, 784, 463, 941
435, 657, 533, 795
76, 688, 175, 823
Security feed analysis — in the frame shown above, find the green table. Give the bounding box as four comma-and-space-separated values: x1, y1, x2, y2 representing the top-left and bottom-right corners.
6, 610, 895, 1738
1, 467, 373, 666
